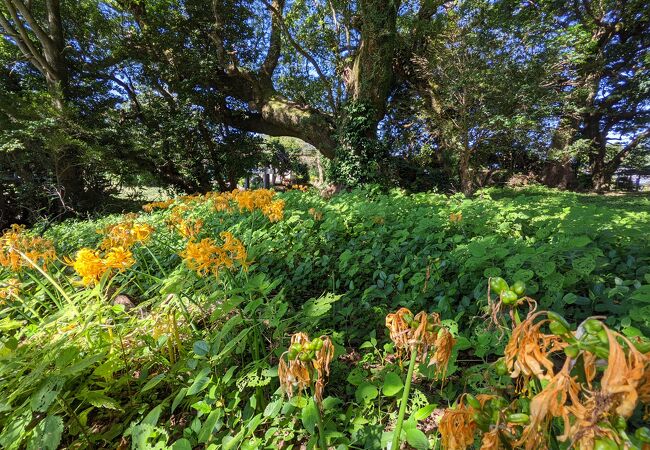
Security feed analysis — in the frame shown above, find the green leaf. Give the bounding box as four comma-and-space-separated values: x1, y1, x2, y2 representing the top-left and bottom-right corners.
142, 404, 162, 426
30, 376, 65, 412
187, 367, 212, 395
355, 382, 379, 403
263, 398, 283, 418
631, 285, 650, 302
81, 391, 121, 410
27, 416, 63, 450
413, 404, 437, 421
171, 388, 187, 414
0, 318, 25, 332
301, 398, 318, 434
198, 409, 222, 444
193, 340, 209, 356
381, 372, 403, 397
171, 438, 193, 450
405, 428, 429, 449
572, 256, 595, 275
142, 373, 166, 392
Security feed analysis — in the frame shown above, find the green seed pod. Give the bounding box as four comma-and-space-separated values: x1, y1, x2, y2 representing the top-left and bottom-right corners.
633, 340, 650, 353
549, 319, 569, 336
403, 313, 414, 324
311, 338, 324, 351
290, 343, 303, 353
593, 438, 619, 450
495, 358, 508, 376
564, 345, 579, 358
546, 311, 571, 331
501, 290, 518, 305
490, 277, 509, 295
465, 394, 481, 410
583, 319, 603, 334
507, 413, 530, 424
635, 427, 650, 443
597, 329, 609, 345
512, 280, 526, 296
613, 415, 626, 431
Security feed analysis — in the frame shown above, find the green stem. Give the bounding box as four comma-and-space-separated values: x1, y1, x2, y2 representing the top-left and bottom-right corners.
315, 393, 326, 450
391, 348, 418, 450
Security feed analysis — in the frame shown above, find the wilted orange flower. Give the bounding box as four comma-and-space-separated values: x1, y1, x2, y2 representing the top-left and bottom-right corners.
103, 247, 135, 270
432, 327, 457, 377
516, 361, 582, 449
0, 224, 56, 271
439, 399, 477, 450
386, 307, 456, 376
479, 429, 501, 450
505, 311, 566, 382
278, 332, 334, 405
599, 327, 647, 418
450, 212, 463, 223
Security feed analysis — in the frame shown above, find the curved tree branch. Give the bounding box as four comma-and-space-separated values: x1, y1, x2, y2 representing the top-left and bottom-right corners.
260, 0, 337, 112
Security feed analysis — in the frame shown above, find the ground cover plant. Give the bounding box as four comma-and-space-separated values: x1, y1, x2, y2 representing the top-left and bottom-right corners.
1, 186, 650, 449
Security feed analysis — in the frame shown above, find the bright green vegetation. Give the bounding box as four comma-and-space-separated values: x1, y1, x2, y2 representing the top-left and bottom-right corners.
1, 187, 650, 449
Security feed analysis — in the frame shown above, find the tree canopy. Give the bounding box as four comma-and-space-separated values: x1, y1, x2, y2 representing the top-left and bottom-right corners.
1, 0, 649, 225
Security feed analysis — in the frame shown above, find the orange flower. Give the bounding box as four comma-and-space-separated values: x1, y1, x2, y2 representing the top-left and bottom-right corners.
0, 224, 56, 271
278, 333, 334, 406
439, 400, 477, 450
103, 247, 135, 270
505, 311, 566, 382
67, 248, 106, 286
515, 362, 582, 449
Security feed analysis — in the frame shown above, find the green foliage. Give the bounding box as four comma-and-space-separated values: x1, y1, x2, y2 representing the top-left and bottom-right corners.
1, 187, 649, 448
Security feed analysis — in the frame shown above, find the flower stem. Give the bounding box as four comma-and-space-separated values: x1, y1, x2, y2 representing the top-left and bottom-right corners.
315, 398, 326, 450
391, 347, 418, 450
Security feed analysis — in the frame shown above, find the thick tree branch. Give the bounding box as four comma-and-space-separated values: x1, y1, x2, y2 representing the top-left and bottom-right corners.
607, 128, 650, 170
260, 0, 337, 112
261, 0, 284, 76
2, 1, 55, 75
9, 0, 55, 51
0, 12, 46, 74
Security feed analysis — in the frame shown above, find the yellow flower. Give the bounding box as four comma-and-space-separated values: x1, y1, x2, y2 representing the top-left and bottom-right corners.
67, 248, 106, 286
180, 238, 228, 277
180, 233, 248, 277
99, 221, 154, 249
262, 199, 285, 222
142, 199, 174, 212
450, 212, 463, 223
103, 247, 135, 270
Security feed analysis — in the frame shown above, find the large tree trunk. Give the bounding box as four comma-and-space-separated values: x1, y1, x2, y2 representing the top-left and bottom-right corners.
458, 144, 473, 195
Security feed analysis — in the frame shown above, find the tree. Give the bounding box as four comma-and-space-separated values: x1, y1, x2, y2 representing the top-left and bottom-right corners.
536, 0, 650, 190
107, 0, 435, 171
